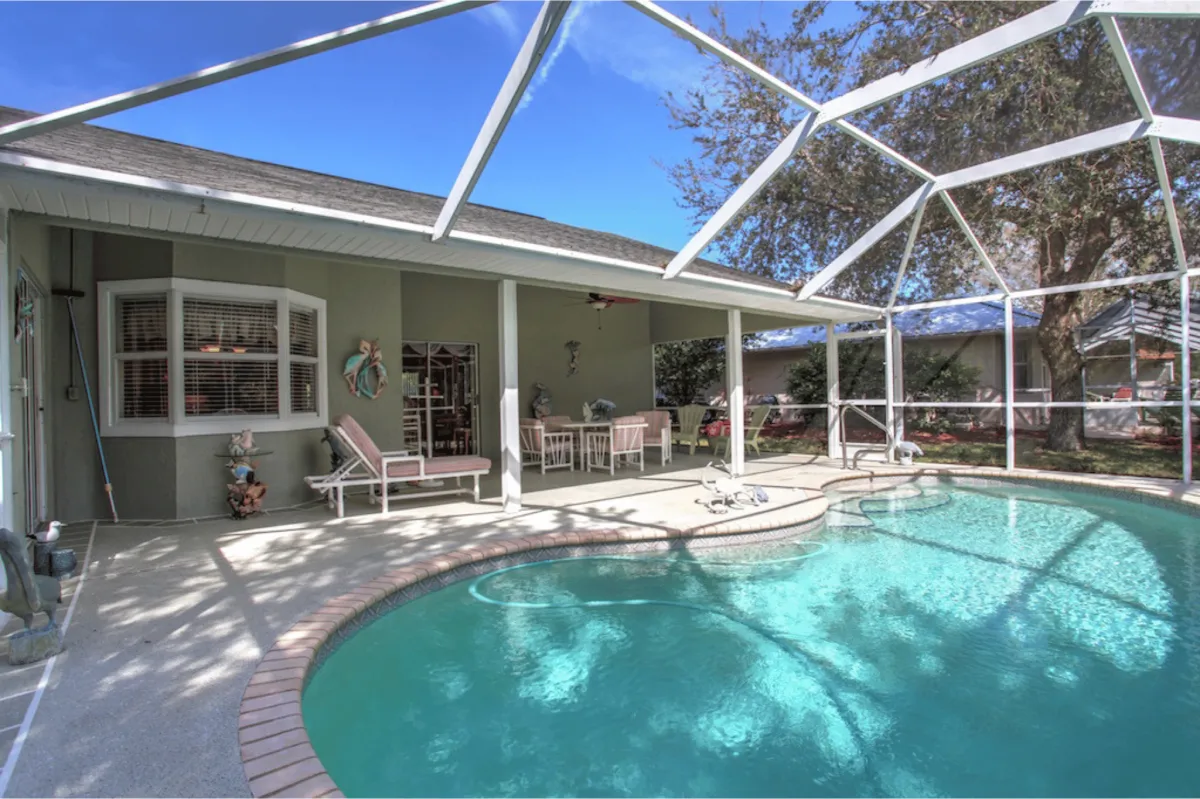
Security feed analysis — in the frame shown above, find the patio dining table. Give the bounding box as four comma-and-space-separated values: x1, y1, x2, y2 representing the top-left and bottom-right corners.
557, 420, 613, 467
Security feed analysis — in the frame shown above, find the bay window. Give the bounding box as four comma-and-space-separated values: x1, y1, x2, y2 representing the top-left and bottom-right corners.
98, 279, 327, 436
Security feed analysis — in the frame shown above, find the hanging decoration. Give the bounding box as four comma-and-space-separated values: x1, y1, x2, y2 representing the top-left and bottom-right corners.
13, 291, 33, 342
565, 340, 580, 376
343, 339, 388, 399
531, 382, 553, 419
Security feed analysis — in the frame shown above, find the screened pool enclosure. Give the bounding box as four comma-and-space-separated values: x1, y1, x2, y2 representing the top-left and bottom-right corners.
0, 0, 1197, 487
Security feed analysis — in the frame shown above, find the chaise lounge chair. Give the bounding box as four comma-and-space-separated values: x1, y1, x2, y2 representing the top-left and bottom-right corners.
305, 414, 491, 517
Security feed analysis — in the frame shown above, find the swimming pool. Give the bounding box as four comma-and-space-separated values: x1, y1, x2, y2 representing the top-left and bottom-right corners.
302, 478, 1200, 797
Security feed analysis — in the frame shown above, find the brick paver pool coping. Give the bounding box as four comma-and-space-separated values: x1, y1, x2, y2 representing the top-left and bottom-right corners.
237, 468, 1198, 797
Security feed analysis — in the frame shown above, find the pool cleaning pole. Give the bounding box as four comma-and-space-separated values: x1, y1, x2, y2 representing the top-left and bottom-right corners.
56, 289, 118, 523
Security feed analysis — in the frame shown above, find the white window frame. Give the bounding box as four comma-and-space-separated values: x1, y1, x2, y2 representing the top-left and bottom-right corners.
97, 277, 328, 437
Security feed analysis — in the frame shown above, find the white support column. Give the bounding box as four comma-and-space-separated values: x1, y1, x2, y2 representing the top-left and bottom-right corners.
826, 323, 840, 459
1004, 296, 1016, 471
884, 312, 896, 462
1128, 292, 1139, 406
498, 280, 521, 512
891, 323, 905, 445
1182, 272, 1193, 484
0, 208, 12, 531
727, 309, 746, 477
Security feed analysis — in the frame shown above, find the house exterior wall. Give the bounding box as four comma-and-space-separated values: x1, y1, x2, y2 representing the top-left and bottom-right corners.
6, 221, 675, 521
649, 302, 803, 344
401, 271, 499, 461
517, 285, 653, 421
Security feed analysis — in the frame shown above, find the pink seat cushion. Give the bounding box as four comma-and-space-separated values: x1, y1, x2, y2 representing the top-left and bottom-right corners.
335, 413, 384, 475
387, 455, 492, 478
638, 410, 671, 444
612, 415, 645, 451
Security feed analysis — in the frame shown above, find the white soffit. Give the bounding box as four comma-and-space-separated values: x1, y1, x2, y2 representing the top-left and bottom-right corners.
0, 161, 872, 323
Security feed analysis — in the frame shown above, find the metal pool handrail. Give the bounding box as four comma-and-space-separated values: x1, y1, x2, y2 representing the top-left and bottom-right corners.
839, 402, 894, 470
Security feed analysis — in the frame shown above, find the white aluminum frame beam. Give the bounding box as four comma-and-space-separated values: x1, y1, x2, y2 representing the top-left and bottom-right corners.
1155, 116, 1200, 146
1100, 17, 1154, 121
886, 195, 930, 309
1149, 137, 1189, 273
797, 182, 934, 300
662, 112, 820, 278
625, 0, 934, 182
939, 191, 1011, 294
1087, 1, 1200, 16
433, 1, 570, 241
893, 293, 1009, 313
934, 119, 1151, 192
0, 0, 491, 146
1003, 296, 1017, 470
817, 1, 1092, 124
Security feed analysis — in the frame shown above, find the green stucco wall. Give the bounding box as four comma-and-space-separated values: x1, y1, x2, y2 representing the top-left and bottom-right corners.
8, 223, 707, 520
517, 285, 654, 420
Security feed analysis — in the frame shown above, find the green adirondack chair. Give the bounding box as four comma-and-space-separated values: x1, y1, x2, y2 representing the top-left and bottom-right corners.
676, 404, 708, 456
713, 405, 772, 458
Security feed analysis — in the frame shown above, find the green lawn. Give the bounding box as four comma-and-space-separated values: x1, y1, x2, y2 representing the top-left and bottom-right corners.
746, 434, 1190, 481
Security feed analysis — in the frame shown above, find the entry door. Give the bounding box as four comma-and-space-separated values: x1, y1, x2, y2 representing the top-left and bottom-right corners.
14, 271, 46, 532
401, 341, 480, 456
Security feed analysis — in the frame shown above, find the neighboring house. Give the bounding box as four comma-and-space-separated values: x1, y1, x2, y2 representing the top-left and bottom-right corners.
737, 301, 1048, 428
735, 296, 1196, 434
0, 106, 827, 527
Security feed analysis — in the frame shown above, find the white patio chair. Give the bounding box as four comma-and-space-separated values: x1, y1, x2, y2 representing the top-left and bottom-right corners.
586, 416, 647, 475
520, 418, 574, 474
637, 409, 673, 466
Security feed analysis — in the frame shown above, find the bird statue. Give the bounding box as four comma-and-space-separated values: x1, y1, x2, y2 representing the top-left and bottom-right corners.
1, 527, 62, 631
34, 519, 62, 544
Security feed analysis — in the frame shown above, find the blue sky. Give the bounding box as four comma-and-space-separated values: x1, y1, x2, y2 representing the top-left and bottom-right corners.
0, 1, 835, 253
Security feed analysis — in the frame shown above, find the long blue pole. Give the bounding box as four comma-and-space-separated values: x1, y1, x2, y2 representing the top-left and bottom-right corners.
66, 298, 118, 522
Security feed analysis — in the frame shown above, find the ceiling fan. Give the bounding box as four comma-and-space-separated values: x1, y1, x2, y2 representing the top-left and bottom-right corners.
566, 292, 640, 329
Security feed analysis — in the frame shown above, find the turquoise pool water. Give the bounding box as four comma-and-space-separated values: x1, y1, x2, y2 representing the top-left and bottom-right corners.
303, 479, 1200, 797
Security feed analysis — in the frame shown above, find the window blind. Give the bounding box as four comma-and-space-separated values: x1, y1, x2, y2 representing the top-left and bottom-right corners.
183, 298, 277, 354
184, 360, 279, 417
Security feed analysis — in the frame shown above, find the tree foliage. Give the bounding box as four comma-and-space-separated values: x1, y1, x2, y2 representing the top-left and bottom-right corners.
654, 338, 725, 406
666, 2, 1200, 450
785, 342, 981, 408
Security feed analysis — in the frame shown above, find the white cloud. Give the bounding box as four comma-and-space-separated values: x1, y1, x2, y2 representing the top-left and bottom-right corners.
517, 1, 587, 112
565, 2, 708, 96
477, 3, 521, 44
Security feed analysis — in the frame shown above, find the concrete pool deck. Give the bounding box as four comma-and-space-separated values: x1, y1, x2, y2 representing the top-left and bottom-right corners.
3, 454, 1199, 797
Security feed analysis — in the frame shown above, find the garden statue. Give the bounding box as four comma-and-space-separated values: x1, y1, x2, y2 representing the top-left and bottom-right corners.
1, 527, 64, 664
30, 521, 76, 580
228, 472, 268, 519
531, 382, 552, 420
343, 339, 388, 399
228, 428, 255, 457
565, 340, 580, 376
